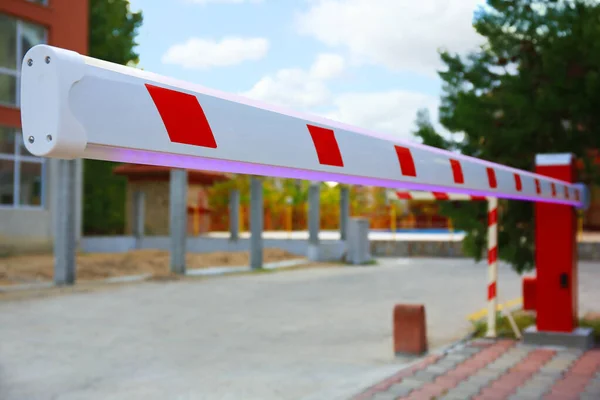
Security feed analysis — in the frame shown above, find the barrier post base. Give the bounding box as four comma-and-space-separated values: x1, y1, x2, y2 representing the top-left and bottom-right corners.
523, 326, 594, 350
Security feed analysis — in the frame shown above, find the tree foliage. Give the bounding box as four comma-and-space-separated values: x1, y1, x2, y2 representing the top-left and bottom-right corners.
413, 0, 600, 273
84, 0, 143, 234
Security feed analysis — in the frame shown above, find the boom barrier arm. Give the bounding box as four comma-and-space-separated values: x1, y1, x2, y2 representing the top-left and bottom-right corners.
21, 45, 586, 207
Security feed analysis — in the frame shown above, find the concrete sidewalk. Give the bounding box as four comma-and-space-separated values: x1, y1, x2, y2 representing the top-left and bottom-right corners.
352, 339, 600, 400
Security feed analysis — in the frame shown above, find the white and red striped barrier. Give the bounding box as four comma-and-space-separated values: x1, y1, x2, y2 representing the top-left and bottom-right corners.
392, 191, 486, 201
20, 45, 586, 208
487, 197, 498, 337
391, 190, 499, 337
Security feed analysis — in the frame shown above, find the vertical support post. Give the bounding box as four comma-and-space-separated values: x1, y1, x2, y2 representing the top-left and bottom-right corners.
229, 189, 240, 241
286, 196, 293, 239
250, 177, 263, 269
340, 186, 349, 241
486, 197, 499, 338
308, 182, 320, 261
577, 210, 584, 242
54, 159, 76, 285
170, 168, 187, 274
390, 202, 397, 240
133, 190, 145, 249
535, 154, 578, 332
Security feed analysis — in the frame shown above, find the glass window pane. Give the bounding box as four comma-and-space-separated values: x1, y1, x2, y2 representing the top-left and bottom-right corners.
20, 21, 46, 60
19, 161, 43, 206
0, 159, 15, 205
26, 0, 48, 4
0, 73, 17, 105
0, 125, 16, 155
0, 14, 17, 69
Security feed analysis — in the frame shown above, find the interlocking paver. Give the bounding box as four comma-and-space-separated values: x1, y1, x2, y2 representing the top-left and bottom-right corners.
412, 369, 439, 382
465, 373, 495, 383
423, 364, 454, 375
353, 340, 600, 400
386, 383, 414, 397
513, 385, 551, 397
442, 387, 480, 399
371, 392, 398, 400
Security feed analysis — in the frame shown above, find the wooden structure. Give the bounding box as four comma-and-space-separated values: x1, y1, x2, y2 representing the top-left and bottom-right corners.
113, 164, 229, 235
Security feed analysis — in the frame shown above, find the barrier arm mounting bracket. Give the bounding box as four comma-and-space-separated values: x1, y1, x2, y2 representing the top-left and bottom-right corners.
21, 44, 586, 208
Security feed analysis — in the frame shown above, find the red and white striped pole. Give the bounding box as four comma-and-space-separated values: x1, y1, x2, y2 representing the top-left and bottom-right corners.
486, 197, 498, 338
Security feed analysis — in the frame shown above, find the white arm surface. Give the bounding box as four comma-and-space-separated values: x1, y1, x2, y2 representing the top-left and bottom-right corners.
20, 44, 585, 207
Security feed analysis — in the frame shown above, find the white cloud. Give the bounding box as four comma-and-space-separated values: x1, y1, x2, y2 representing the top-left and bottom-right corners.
324, 90, 441, 140
310, 53, 345, 79
162, 37, 269, 69
296, 0, 485, 75
242, 54, 345, 109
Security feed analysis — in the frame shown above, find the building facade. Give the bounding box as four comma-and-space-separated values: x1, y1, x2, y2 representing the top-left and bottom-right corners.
0, 0, 88, 254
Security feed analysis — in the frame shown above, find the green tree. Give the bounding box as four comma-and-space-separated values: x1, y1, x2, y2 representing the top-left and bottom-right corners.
414, 0, 600, 273
84, 0, 143, 234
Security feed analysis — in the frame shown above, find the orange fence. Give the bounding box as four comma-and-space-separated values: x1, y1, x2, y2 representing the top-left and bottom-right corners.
209, 204, 451, 232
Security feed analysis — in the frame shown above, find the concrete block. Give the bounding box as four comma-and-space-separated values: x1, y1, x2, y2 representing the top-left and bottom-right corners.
393, 304, 427, 356
346, 217, 371, 265
523, 325, 595, 350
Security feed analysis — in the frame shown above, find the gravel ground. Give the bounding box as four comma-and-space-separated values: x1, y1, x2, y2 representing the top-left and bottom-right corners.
0, 248, 299, 285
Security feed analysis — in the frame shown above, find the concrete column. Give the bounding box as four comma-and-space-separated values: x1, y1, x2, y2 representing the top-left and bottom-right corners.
229, 189, 240, 241
250, 177, 263, 269
133, 190, 145, 249
307, 182, 320, 261
74, 159, 83, 243
54, 159, 77, 285
340, 186, 350, 241
169, 169, 188, 274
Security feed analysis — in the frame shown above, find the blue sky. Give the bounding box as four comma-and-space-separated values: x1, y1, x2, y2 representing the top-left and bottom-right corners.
127, 0, 484, 140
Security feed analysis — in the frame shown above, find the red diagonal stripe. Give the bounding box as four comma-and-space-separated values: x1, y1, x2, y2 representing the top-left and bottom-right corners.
487, 167, 497, 188
432, 192, 450, 200
471, 195, 487, 201
488, 208, 498, 226
396, 192, 412, 200
306, 125, 344, 167
450, 159, 464, 184
394, 146, 417, 177
145, 84, 217, 148
564, 186, 570, 199
487, 281, 497, 300
535, 179, 541, 195
514, 173, 522, 192
551, 183, 557, 197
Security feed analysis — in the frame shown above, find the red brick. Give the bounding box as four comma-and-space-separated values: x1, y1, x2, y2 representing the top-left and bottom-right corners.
434, 375, 460, 389
393, 304, 428, 355
546, 389, 582, 400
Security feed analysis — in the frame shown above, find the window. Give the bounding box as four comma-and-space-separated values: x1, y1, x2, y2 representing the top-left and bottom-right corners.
0, 125, 45, 208
0, 13, 47, 107
26, 0, 49, 5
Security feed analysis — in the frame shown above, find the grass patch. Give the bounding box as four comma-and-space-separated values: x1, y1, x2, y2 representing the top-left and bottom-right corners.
472, 311, 536, 339
472, 310, 600, 341
580, 317, 600, 341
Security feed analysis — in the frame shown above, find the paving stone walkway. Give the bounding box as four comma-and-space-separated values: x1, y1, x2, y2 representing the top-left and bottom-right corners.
352, 339, 600, 400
